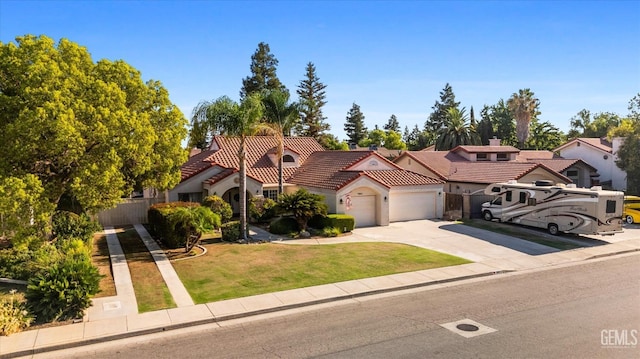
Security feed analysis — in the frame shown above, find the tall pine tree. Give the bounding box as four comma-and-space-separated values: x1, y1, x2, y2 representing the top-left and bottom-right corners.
296, 62, 329, 138
240, 42, 287, 99
424, 83, 460, 145
384, 114, 400, 132
344, 103, 367, 144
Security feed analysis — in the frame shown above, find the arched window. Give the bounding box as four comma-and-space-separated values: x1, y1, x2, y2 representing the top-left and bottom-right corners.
283, 154, 295, 163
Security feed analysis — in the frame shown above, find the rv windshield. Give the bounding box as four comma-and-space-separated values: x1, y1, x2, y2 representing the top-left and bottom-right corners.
492, 197, 502, 205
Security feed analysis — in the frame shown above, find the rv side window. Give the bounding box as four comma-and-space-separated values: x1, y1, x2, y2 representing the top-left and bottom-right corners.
519, 192, 527, 204
528, 198, 537, 206
606, 200, 616, 213
491, 186, 501, 193
505, 191, 512, 202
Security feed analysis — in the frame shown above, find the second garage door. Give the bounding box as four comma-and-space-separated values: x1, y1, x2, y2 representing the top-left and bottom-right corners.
389, 192, 436, 222
349, 195, 376, 227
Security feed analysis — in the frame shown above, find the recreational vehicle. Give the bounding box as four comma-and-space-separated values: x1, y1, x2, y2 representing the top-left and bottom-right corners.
481, 180, 624, 235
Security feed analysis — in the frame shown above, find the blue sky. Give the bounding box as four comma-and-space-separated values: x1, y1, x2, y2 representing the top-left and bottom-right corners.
1, 0, 638, 141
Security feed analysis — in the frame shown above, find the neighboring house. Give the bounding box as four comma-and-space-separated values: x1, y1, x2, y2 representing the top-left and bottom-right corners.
394, 144, 572, 195
554, 137, 627, 191
171, 136, 444, 228
348, 143, 404, 161
516, 150, 599, 189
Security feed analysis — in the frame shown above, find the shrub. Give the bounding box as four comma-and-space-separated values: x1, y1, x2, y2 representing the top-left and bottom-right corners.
52, 211, 101, 243
26, 258, 102, 323
221, 221, 241, 242
168, 206, 221, 251
277, 189, 327, 230
249, 197, 277, 223
147, 202, 200, 249
0, 290, 33, 336
269, 217, 299, 235
322, 227, 342, 237
202, 195, 233, 223
309, 214, 355, 232
0, 244, 62, 281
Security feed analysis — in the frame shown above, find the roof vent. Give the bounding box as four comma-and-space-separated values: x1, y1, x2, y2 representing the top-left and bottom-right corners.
369, 144, 378, 151
590, 186, 603, 191
348, 143, 357, 150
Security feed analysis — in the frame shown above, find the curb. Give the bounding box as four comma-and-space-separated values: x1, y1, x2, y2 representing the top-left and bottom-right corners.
3, 270, 512, 358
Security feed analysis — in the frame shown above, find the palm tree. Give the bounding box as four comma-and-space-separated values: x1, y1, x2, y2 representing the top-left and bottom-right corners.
507, 89, 540, 148
191, 94, 265, 241
261, 89, 300, 195
435, 107, 480, 150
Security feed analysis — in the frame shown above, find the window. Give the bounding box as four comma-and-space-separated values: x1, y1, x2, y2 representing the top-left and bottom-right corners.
606, 200, 616, 213
283, 155, 295, 163
476, 153, 488, 161
263, 189, 279, 201
528, 198, 537, 206
566, 170, 578, 177
519, 192, 527, 204
505, 191, 513, 202
178, 192, 202, 203
497, 153, 508, 161
491, 186, 501, 193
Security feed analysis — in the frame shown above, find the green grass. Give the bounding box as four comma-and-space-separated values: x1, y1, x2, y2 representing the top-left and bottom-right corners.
116, 228, 176, 312
460, 219, 582, 250
173, 242, 471, 303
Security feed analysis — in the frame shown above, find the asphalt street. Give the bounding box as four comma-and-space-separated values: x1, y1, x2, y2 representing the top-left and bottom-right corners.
48, 253, 640, 359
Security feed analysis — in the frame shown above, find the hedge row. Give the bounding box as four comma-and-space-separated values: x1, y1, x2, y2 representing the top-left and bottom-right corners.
147, 202, 200, 249
308, 214, 355, 232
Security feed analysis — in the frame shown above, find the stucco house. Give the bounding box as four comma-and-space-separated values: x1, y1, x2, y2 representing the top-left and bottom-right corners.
170, 136, 444, 228
554, 137, 627, 191
393, 144, 572, 195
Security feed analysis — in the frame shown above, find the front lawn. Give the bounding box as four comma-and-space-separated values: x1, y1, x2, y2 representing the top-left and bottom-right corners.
173, 242, 471, 303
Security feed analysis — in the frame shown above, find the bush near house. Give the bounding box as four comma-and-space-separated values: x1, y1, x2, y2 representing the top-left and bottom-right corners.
277, 188, 327, 231
147, 202, 199, 249
221, 221, 242, 242
309, 214, 355, 233
249, 196, 277, 223
202, 195, 233, 223
269, 217, 299, 235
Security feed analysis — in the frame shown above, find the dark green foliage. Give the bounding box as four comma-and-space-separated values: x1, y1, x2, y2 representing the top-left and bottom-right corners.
221, 221, 241, 242
168, 206, 221, 252
240, 42, 287, 99
384, 114, 400, 132
147, 202, 200, 249
296, 62, 329, 139
52, 210, 101, 242
277, 188, 328, 231
269, 217, 299, 234
344, 103, 368, 145
616, 126, 640, 195
26, 257, 101, 323
309, 214, 355, 232
425, 83, 460, 144
202, 195, 233, 223
249, 197, 277, 223
0, 244, 62, 280
322, 227, 341, 237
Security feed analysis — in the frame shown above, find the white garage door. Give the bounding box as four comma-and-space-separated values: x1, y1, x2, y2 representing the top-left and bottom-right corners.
390, 192, 436, 222
349, 195, 376, 227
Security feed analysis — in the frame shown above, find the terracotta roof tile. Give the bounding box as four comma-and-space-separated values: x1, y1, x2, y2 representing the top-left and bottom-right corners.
179, 149, 216, 182
453, 145, 520, 153
516, 150, 557, 160
289, 151, 441, 190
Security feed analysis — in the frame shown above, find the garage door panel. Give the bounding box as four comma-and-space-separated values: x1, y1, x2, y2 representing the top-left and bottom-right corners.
390, 192, 435, 222
349, 195, 376, 227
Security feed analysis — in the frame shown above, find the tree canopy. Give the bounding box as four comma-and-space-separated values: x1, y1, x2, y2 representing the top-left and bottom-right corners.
507, 88, 540, 148
240, 42, 287, 99
344, 102, 368, 144
296, 62, 329, 139
0, 35, 187, 213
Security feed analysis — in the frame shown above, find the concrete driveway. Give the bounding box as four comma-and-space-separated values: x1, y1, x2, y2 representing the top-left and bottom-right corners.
291, 220, 560, 262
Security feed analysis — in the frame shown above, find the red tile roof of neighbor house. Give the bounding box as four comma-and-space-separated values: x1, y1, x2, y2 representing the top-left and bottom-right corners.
288, 151, 443, 190
516, 150, 558, 160
179, 149, 217, 181
526, 158, 598, 173
397, 151, 571, 184
452, 145, 520, 154
554, 137, 613, 153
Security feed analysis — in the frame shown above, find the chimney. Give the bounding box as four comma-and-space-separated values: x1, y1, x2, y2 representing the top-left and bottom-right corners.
489, 137, 501, 146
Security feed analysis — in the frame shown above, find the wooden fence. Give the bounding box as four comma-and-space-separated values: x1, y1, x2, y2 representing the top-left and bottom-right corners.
96, 198, 164, 227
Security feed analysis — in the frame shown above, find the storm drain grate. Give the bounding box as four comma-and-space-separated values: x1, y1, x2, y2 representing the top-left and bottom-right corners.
440, 319, 496, 338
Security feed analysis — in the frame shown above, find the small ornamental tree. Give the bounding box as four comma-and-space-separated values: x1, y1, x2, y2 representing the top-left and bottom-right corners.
277, 189, 327, 231
168, 206, 220, 252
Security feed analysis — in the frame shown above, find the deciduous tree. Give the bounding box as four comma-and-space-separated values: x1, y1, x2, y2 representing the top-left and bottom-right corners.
0, 35, 187, 212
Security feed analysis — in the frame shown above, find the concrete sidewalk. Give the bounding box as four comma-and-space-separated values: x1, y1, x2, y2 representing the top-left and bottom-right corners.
2, 225, 639, 358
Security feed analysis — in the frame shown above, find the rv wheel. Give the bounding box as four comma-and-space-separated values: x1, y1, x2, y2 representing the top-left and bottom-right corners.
548, 223, 559, 235
483, 211, 493, 221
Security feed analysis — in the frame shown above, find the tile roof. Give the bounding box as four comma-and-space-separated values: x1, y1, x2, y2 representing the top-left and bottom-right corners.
180, 149, 217, 181
398, 151, 570, 184
516, 150, 557, 160
554, 137, 612, 153
527, 159, 597, 173
288, 151, 442, 190
453, 145, 520, 154
181, 136, 324, 184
